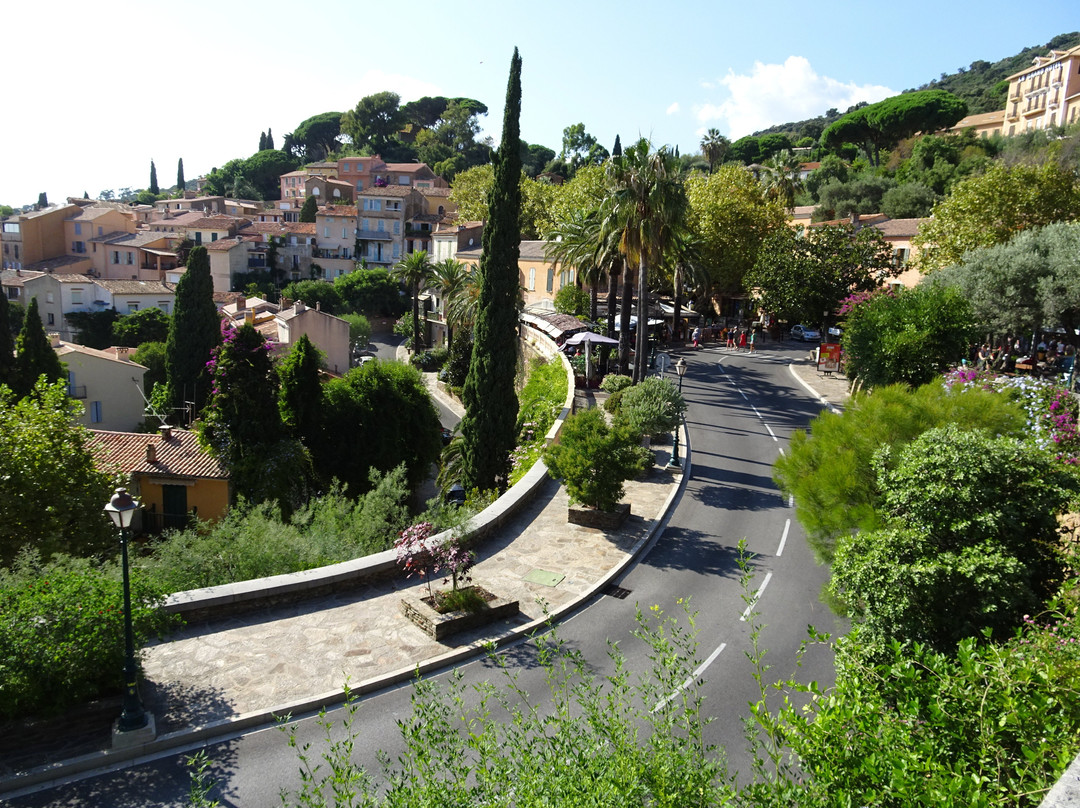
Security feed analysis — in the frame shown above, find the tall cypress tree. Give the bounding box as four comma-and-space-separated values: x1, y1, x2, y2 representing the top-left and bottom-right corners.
266, 128, 275, 150
177, 158, 185, 192
460, 48, 523, 492
165, 246, 221, 422
613, 134, 622, 157
149, 160, 159, 195
278, 334, 324, 446
299, 194, 318, 223
13, 297, 64, 398
0, 290, 16, 391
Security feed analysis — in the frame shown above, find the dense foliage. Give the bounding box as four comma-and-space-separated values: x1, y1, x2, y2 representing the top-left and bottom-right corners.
0, 380, 118, 566
13, 297, 65, 399
508, 356, 569, 485
611, 375, 687, 439
165, 246, 220, 419
842, 283, 977, 388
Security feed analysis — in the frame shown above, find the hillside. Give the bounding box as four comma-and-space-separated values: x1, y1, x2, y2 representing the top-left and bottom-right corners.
753, 31, 1080, 139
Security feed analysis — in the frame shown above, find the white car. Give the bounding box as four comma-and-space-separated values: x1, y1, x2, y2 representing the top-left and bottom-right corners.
790, 324, 821, 342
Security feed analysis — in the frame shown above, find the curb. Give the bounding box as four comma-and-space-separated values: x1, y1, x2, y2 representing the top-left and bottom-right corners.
0, 423, 691, 799
787, 362, 843, 414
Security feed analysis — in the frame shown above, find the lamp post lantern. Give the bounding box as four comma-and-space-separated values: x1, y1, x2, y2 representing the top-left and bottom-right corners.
104, 487, 148, 733
667, 357, 688, 469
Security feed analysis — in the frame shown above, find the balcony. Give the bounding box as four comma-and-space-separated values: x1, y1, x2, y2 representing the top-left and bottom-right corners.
356, 229, 394, 241
248, 258, 268, 269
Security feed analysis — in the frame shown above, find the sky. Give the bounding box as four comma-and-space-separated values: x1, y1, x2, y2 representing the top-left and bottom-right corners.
2, 0, 1077, 208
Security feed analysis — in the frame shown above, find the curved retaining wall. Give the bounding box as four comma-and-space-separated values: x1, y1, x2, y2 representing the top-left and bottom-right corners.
163, 328, 576, 619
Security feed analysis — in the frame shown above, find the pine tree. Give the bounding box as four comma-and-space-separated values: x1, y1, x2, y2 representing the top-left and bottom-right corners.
259, 131, 268, 151
165, 246, 221, 421
13, 297, 64, 398
267, 128, 274, 150
177, 158, 185, 192
0, 291, 15, 390
460, 48, 523, 492
299, 195, 318, 223
149, 160, 159, 195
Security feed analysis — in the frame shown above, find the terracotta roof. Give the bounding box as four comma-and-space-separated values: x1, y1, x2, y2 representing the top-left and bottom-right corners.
91, 231, 171, 247
68, 206, 131, 222
18, 204, 79, 220
206, 236, 256, 252
90, 428, 229, 480
147, 211, 205, 227
0, 268, 46, 286
951, 110, 1005, 129
872, 217, 929, 238
384, 163, 434, 174
807, 213, 890, 229
419, 187, 451, 198
24, 255, 91, 272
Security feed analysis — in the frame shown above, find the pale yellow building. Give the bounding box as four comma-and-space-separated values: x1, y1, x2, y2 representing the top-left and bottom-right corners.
55, 341, 148, 431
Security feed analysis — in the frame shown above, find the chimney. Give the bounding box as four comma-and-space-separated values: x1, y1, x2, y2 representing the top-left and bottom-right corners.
114, 346, 129, 360
146, 443, 157, 463
850, 211, 860, 230
48, 332, 61, 348
160, 424, 172, 440
234, 293, 246, 312
315, 301, 321, 311
245, 309, 254, 325
294, 300, 305, 314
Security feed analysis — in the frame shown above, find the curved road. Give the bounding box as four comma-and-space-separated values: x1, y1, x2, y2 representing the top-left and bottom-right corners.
8, 340, 840, 806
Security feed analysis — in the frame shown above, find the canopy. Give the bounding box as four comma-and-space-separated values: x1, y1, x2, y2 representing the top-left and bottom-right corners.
564, 331, 619, 346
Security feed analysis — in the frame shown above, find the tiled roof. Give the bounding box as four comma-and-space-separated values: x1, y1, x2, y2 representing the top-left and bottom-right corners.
385, 163, 433, 174
148, 211, 206, 227
91, 231, 171, 247
94, 279, 174, 294
359, 186, 414, 198
317, 205, 358, 217
240, 222, 317, 236
186, 216, 249, 230
872, 217, 928, 238
18, 204, 79, 220
419, 187, 452, 197
457, 239, 554, 262
25, 255, 91, 272
90, 428, 229, 480
56, 343, 147, 367
68, 206, 131, 222
0, 268, 46, 286
206, 236, 256, 252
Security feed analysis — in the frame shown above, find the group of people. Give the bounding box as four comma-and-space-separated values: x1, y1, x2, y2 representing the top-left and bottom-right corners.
975, 338, 1076, 376
689, 325, 757, 352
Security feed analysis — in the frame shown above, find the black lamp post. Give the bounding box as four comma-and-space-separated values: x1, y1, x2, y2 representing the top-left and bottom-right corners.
104, 487, 148, 733
667, 357, 688, 469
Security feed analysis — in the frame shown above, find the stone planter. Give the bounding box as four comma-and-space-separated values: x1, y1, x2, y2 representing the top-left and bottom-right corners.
567, 502, 631, 530
400, 586, 519, 641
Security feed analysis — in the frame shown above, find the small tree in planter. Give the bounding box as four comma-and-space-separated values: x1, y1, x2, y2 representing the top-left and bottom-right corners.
543, 408, 651, 521
394, 522, 480, 612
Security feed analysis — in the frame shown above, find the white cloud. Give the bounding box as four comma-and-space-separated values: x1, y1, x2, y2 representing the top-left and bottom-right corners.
666, 102, 681, 115
693, 56, 895, 139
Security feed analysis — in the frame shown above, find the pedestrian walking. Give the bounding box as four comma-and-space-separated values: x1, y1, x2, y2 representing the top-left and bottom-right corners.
692, 326, 702, 349
738, 330, 747, 351
748, 329, 757, 353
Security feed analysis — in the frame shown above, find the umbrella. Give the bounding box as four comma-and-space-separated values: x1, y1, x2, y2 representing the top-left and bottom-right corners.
564, 332, 618, 382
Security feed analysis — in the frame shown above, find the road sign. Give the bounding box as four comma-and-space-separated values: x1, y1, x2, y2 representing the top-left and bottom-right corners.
656, 352, 671, 374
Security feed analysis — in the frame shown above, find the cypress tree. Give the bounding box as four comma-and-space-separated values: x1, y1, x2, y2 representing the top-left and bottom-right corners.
36, 192, 48, 210
613, 134, 622, 157
259, 131, 267, 151
299, 194, 318, 223
278, 334, 324, 446
83, 191, 89, 199
267, 128, 275, 150
0, 290, 15, 390
459, 48, 523, 492
177, 158, 185, 192
149, 160, 159, 195
14, 297, 64, 398
165, 246, 221, 421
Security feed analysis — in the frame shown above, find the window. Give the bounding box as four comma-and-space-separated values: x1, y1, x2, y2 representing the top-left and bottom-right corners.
392, 243, 400, 259
126, 251, 134, 264
127, 302, 139, 313
157, 301, 170, 313
90, 401, 103, 424
112, 251, 121, 264
323, 226, 330, 237
97, 227, 103, 236
342, 227, 347, 238
74, 222, 82, 235
292, 255, 299, 269
211, 233, 218, 242
194, 232, 202, 245
47, 312, 55, 325
46, 291, 54, 303
356, 180, 363, 190
377, 220, 384, 232
289, 235, 297, 245
71, 289, 83, 304
528, 267, 536, 291
393, 221, 400, 234
72, 241, 85, 253
399, 176, 409, 185
546, 268, 554, 293
362, 218, 370, 231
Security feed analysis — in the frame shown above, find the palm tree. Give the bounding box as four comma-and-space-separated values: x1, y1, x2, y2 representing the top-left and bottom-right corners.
605, 139, 689, 382
429, 258, 473, 351
667, 233, 709, 343
392, 250, 433, 352
700, 128, 731, 174
761, 150, 804, 212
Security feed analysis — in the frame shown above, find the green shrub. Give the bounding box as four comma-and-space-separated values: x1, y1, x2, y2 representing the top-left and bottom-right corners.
139, 467, 411, 592
613, 376, 687, 439
440, 327, 473, 387
553, 284, 590, 316
0, 550, 175, 719
411, 347, 448, 372
600, 374, 633, 394
340, 312, 372, 348
544, 408, 651, 511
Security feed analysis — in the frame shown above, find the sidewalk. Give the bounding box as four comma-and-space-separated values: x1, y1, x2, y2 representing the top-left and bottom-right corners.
1, 350, 837, 794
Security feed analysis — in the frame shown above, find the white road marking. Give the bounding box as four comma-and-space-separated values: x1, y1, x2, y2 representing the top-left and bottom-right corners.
776, 519, 790, 557
740, 572, 773, 621
652, 642, 727, 712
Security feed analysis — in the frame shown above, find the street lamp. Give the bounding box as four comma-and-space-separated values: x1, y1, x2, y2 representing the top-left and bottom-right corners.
104, 487, 148, 734
667, 358, 688, 469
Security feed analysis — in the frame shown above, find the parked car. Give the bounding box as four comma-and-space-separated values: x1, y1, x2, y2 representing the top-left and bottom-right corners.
790, 324, 821, 342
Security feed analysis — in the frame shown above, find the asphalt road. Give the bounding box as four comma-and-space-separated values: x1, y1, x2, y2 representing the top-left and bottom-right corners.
7, 341, 841, 806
